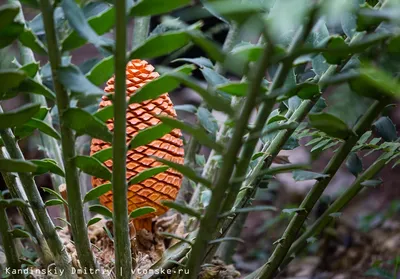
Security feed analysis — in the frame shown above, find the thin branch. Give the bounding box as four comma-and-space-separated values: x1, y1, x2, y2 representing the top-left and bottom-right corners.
256, 99, 388, 279
0, 107, 74, 279
0, 148, 53, 265
0, 193, 24, 279
188, 23, 240, 208
281, 157, 387, 269
184, 27, 273, 279
9, 0, 66, 194
37, 0, 103, 278
221, 6, 320, 216
113, 0, 133, 277
214, 98, 314, 262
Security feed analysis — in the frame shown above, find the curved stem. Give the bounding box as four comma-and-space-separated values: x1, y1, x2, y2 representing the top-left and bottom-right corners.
0, 107, 75, 279
216, 98, 318, 263
184, 31, 273, 279
113, 0, 133, 278
256, 99, 387, 279
0, 193, 24, 279
0, 148, 53, 265
281, 157, 387, 269
37, 1, 103, 278
188, 23, 240, 208
9, 0, 66, 194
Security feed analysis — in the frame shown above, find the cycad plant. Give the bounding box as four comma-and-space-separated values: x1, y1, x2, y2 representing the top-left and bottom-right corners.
0, 0, 399, 278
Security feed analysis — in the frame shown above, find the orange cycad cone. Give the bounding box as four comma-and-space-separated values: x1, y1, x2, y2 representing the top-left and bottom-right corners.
90, 59, 184, 231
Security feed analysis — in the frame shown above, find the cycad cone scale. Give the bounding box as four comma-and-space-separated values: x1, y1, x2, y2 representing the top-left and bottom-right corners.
90, 59, 184, 231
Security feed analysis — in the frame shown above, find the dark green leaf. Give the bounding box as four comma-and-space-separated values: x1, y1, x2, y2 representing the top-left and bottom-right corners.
25, 118, 61, 140
172, 57, 213, 68
61, 0, 113, 50
231, 42, 263, 62
31, 159, 65, 177
167, 72, 233, 115
91, 147, 113, 163
62, 6, 115, 51
87, 217, 102, 227
44, 199, 64, 207
358, 130, 372, 145
200, 67, 228, 87
12, 78, 56, 100
296, 83, 320, 99
19, 62, 39, 78
187, 30, 225, 63
196, 107, 218, 136
0, 103, 40, 129
0, 198, 28, 208
130, 0, 190, 16
373, 117, 397, 142
292, 170, 330, 181
174, 104, 198, 113
346, 153, 363, 177
9, 228, 30, 238
159, 116, 223, 153
161, 201, 201, 219
128, 166, 169, 186
216, 82, 249, 97
64, 108, 113, 142
311, 139, 332, 152
83, 183, 111, 203
0, 159, 37, 173
322, 36, 350, 65
361, 179, 382, 187
307, 21, 330, 76
86, 56, 114, 86
350, 64, 400, 100
195, 154, 205, 166
74, 156, 111, 180
267, 114, 287, 124
58, 65, 104, 99
0, 70, 26, 93
153, 156, 211, 188
14, 107, 50, 139
309, 113, 351, 139
129, 206, 156, 219
0, 4, 19, 31
128, 64, 195, 104
93, 106, 113, 122
89, 204, 113, 218
128, 123, 173, 150
0, 22, 24, 49
202, 0, 265, 23
261, 122, 299, 147
42, 187, 68, 205
129, 31, 190, 60
19, 0, 39, 8
19, 28, 48, 55
357, 5, 388, 32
